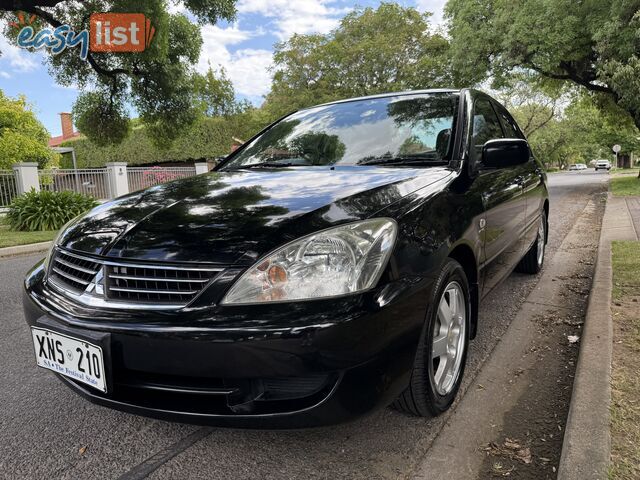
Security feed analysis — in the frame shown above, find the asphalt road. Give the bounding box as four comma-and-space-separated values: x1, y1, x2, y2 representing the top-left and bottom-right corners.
0, 171, 609, 480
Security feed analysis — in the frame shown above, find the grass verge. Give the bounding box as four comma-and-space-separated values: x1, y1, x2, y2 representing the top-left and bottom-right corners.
611, 176, 640, 197
612, 168, 640, 177
0, 220, 57, 249
610, 241, 640, 479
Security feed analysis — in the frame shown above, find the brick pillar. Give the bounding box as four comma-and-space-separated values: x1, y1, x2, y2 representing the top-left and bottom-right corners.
13, 162, 40, 194
60, 112, 74, 140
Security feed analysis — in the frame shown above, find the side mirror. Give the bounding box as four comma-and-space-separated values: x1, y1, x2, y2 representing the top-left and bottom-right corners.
482, 139, 530, 169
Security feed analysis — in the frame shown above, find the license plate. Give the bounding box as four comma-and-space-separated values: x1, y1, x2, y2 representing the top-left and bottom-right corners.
31, 327, 107, 393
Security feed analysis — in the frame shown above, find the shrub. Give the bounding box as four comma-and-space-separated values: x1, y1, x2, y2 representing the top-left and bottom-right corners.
60, 113, 262, 168
7, 189, 98, 232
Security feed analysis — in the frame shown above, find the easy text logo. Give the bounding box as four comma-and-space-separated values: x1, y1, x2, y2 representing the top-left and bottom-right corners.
13, 12, 155, 61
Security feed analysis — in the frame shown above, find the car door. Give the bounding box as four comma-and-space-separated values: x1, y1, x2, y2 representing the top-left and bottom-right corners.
494, 102, 545, 252
470, 97, 527, 296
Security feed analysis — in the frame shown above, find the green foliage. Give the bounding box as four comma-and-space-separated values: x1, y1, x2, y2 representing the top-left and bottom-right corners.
73, 91, 131, 146
60, 114, 257, 167
0, 1, 237, 145
264, 2, 455, 121
0, 90, 59, 169
7, 189, 98, 232
446, 0, 640, 128
193, 65, 239, 117
511, 94, 640, 169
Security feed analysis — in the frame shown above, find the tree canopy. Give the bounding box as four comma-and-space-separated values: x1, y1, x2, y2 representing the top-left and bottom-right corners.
446, 0, 640, 129
193, 66, 239, 117
510, 93, 640, 169
0, 90, 58, 169
262, 3, 454, 120
0, 0, 237, 146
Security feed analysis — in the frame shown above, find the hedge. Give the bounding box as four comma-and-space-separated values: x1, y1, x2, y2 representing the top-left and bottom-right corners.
60, 115, 256, 168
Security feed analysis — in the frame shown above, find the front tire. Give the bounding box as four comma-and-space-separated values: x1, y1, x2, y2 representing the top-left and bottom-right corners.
393, 259, 470, 417
516, 211, 546, 274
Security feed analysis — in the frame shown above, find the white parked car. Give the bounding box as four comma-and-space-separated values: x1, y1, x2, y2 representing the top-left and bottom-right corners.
595, 160, 611, 171
569, 164, 588, 171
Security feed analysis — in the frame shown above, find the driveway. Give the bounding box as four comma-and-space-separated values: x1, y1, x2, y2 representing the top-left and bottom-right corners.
0, 171, 609, 479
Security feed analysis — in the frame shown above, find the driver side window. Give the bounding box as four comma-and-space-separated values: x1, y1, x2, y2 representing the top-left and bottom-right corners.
471, 98, 504, 165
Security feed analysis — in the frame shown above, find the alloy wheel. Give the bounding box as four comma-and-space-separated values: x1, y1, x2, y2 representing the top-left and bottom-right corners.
432, 281, 467, 395
537, 216, 546, 267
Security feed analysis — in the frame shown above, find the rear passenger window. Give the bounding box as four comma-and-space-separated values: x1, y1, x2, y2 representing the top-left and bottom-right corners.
471, 98, 504, 163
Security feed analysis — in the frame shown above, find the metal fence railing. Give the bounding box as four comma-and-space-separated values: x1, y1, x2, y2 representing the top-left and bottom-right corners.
39, 169, 112, 200
0, 170, 18, 207
2, 165, 201, 206
127, 166, 197, 193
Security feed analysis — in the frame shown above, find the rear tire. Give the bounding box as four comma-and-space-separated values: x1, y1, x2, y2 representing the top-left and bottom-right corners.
392, 259, 470, 417
516, 211, 546, 274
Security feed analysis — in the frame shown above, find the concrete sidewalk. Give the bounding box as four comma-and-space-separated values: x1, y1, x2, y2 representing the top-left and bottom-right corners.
558, 194, 638, 480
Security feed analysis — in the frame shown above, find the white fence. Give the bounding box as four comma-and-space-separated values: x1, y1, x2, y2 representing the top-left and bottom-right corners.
39, 169, 112, 200
128, 166, 197, 193
1, 163, 207, 207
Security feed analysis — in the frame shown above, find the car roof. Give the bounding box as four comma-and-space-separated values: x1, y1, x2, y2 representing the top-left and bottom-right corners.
309, 89, 461, 109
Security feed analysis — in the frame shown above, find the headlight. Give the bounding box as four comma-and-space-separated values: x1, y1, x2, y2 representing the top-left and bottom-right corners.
221, 218, 397, 305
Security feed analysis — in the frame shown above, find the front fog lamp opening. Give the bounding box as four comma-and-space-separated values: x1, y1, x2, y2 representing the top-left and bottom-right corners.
221, 218, 397, 305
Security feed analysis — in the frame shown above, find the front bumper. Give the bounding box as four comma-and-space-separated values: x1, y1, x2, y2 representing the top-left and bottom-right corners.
23, 262, 432, 428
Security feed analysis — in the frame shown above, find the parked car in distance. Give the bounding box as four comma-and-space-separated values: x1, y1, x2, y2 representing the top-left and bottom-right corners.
23, 89, 549, 428
569, 164, 588, 171
595, 160, 612, 171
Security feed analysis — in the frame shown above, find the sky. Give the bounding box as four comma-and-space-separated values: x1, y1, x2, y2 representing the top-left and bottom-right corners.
0, 0, 446, 137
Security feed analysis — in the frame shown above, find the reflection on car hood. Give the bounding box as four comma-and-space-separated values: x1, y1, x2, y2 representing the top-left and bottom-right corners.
59, 166, 453, 264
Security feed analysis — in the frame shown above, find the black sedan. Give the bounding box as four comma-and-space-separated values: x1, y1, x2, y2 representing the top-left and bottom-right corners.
23, 89, 548, 428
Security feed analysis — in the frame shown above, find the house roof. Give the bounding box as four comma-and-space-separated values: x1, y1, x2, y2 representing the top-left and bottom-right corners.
48, 132, 81, 147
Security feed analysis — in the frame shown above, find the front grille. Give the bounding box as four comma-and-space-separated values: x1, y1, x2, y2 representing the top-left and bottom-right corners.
47, 248, 222, 309
106, 265, 215, 304
50, 250, 101, 293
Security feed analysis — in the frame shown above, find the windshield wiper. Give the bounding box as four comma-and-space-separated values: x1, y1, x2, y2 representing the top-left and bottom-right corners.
357, 155, 446, 166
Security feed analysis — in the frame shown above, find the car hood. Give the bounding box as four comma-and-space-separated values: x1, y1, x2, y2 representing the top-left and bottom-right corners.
59, 166, 453, 265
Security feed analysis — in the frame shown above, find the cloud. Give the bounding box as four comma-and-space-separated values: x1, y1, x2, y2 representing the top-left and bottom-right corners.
415, 0, 448, 26
197, 25, 273, 98
53, 82, 79, 90
197, 2, 354, 98
0, 32, 41, 74
238, 0, 348, 40
167, 1, 187, 15
0, 71, 10, 79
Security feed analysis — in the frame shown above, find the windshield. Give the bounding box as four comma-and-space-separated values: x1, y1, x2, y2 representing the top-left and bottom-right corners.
221, 93, 458, 169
